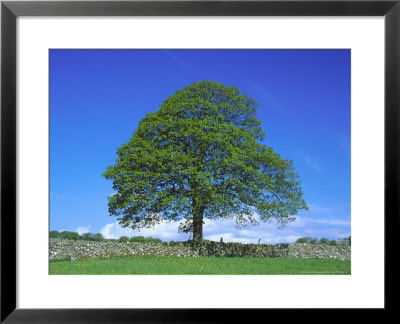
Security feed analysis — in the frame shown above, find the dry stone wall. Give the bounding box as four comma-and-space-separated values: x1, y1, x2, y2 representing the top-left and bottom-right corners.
50, 240, 350, 261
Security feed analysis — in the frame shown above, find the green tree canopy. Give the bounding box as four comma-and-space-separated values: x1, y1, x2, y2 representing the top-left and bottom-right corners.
340, 236, 351, 245
93, 233, 104, 242
319, 238, 330, 245
129, 236, 145, 243
143, 237, 162, 243
49, 230, 60, 238
81, 232, 93, 241
295, 237, 309, 243
119, 236, 129, 243
103, 81, 308, 240
60, 231, 80, 240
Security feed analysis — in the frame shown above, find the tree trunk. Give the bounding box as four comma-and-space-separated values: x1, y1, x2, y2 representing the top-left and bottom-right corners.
192, 199, 204, 241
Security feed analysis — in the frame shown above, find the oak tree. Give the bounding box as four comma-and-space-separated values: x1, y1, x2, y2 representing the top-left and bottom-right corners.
103, 81, 307, 240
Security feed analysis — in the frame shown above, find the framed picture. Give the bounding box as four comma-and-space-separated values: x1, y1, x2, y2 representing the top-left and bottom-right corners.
1, 0, 398, 321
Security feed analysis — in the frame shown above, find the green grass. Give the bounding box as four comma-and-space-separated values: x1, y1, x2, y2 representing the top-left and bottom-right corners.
50, 257, 350, 275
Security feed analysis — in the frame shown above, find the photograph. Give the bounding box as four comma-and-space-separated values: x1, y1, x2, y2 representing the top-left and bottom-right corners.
49, 49, 351, 275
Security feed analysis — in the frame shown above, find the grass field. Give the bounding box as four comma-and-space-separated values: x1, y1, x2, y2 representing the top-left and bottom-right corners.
50, 257, 350, 275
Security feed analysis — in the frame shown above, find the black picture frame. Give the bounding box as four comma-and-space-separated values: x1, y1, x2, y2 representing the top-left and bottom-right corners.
1, 0, 399, 322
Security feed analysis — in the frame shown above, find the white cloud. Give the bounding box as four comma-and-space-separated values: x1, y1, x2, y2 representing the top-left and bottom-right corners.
203, 218, 302, 244
328, 219, 351, 226
307, 203, 335, 214
287, 216, 351, 228
303, 228, 351, 239
99, 220, 189, 241
204, 233, 257, 244
76, 226, 91, 235
203, 215, 350, 243
98, 213, 350, 243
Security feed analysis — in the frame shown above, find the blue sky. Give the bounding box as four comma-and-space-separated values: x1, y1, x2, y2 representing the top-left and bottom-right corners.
50, 49, 350, 243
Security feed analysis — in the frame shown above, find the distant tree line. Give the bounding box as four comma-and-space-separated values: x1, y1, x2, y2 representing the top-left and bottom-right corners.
50, 230, 350, 246
49, 230, 161, 243
50, 231, 84, 241
295, 236, 351, 246
118, 236, 162, 243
